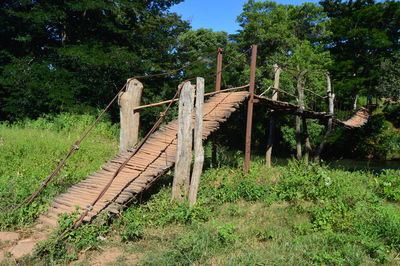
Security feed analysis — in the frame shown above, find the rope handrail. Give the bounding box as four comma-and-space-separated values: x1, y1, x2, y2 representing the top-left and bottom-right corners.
266, 87, 297, 99
303, 87, 328, 99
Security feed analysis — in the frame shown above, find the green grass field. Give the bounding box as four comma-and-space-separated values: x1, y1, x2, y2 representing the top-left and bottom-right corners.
0, 113, 118, 230
1, 114, 400, 265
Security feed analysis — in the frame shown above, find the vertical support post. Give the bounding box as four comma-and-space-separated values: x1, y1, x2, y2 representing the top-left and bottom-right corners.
172, 81, 195, 201
215, 48, 224, 92
244, 44, 258, 173
314, 73, 335, 161
295, 70, 307, 160
265, 64, 281, 167
212, 48, 224, 167
189, 77, 205, 207
119, 79, 143, 152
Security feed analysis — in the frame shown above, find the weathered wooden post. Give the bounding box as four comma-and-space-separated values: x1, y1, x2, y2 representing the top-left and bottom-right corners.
295, 70, 307, 160
314, 73, 335, 161
189, 77, 205, 207
244, 44, 258, 173
119, 79, 143, 152
172, 81, 195, 201
265, 64, 281, 167
212, 48, 224, 167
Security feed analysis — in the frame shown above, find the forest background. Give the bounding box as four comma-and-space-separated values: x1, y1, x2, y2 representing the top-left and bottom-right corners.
1, 0, 399, 160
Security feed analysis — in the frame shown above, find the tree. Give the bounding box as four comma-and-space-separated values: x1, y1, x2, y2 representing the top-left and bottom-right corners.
320, 0, 400, 103
234, 1, 332, 158
0, 0, 188, 121
376, 51, 400, 101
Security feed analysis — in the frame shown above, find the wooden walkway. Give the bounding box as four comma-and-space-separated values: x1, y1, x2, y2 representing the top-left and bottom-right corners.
256, 95, 371, 128
40, 91, 250, 226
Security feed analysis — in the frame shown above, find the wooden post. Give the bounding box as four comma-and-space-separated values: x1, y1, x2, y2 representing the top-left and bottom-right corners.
118, 79, 143, 152
295, 70, 307, 160
215, 48, 223, 92
172, 81, 195, 201
244, 44, 258, 173
265, 64, 281, 167
314, 73, 335, 161
303, 118, 312, 163
212, 48, 223, 167
189, 77, 205, 207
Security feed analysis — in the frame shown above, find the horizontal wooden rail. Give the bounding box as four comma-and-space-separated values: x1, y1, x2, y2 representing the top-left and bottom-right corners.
133, 84, 249, 111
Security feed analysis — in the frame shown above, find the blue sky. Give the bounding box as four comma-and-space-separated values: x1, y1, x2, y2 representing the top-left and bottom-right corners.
170, 0, 321, 34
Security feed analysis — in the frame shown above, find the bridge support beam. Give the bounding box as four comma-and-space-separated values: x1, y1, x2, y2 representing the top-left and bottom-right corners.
266, 64, 281, 167
212, 48, 224, 167
244, 44, 258, 173
119, 79, 143, 152
189, 77, 205, 207
172, 81, 195, 201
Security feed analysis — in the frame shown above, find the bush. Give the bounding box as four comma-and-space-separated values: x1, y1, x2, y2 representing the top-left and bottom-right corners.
374, 169, 400, 201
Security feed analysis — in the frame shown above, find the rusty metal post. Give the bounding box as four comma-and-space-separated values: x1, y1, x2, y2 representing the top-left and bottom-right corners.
212, 48, 223, 167
244, 44, 257, 173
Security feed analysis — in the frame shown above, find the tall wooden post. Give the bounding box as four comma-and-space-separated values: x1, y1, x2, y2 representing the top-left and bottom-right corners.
172, 81, 195, 201
244, 44, 258, 173
215, 48, 223, 92
189, 77, 205, 207
295, 70, 307, 160
265, 64, 281, 167
119, 79, 143, 152
212, 48, 224, 167
314, 73, 335, 161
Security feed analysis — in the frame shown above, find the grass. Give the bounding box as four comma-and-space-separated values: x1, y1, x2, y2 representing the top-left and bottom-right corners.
19, 159, 399, 265
0, 113, 118, 230
1, 113, 400, 265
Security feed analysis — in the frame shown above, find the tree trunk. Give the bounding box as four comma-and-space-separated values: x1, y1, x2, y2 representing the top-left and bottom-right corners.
303, 118, 312, 163
118, 79, 143, 152
296, 115, 302, 160
314, 73, 335, 162
189, 77, 205, 207
353, 94, 358, 110
172, 81, 195, 201
296, 69, 307, 160
266, 64, 281, 167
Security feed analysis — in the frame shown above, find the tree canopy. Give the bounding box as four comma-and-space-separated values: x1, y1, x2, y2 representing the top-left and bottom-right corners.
1, 0, 399, 122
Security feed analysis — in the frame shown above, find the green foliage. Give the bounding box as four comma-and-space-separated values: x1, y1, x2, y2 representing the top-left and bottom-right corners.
374, 170, 400, 201
118, 209, 144, 242
327, 112, 400, 160
320, 0, 400, 99
384, 103, 400, 128
0, 0, 188, 121
377, 51, 400, 101
281, 119, 324, 152
0, 113, 118, 229
35, 211, 110, 263
216, 223, 238, 244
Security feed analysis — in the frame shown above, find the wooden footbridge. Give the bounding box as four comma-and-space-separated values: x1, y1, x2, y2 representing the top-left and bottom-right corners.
19, 45, 373, 230
39, 91, 370, 227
